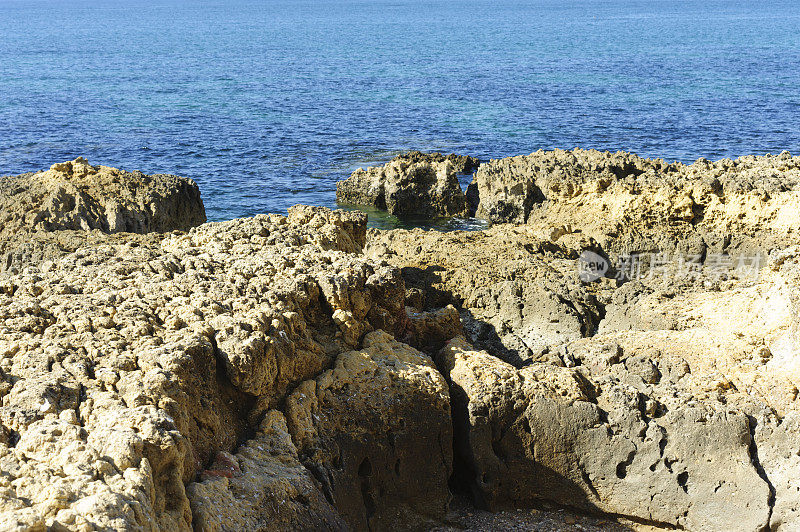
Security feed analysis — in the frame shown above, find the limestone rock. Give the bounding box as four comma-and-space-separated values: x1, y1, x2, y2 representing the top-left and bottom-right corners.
391, 151, 480, 175
366, 225, 605, 365
401, 304, 463, 354
337, 153, 470, 218
591, 248, 800, 529
0, 207, 406, 530
427, 245, 800, 531
437, 336, 772, 530
285, 330, 453, 531
0, 158, 206, 235
0, 230, 164, 274
471, 148, 800, 257
187, 410, 345, 531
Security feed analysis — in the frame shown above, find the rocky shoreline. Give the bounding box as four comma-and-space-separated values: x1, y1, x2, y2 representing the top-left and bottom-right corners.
1, 151, 799, 531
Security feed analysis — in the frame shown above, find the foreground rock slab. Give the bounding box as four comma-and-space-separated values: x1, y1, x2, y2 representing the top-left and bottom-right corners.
187, 410, 345, 531
0, 206, 416, 530
286, 330, 453, 530
427, 246, 800, 531
438, 336, 771, 530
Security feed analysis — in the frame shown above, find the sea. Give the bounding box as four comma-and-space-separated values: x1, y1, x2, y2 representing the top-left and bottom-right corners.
1, 0, 799, 228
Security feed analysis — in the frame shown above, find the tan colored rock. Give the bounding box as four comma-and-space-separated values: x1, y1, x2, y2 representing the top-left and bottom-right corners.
471, 148, 800, 257
187, 410, 345, 531
591, 248, 800, 528
285, 330, 453, 531
401, 304, 463, 353
0, 207, 406, 530
437, 336, 771, 531
337, 154, 470, 218
423, 244, 800, 531
392, 151, 480, 175
366, 224, 605, 364
0, 157, 205, 235
0, 229, 164, 274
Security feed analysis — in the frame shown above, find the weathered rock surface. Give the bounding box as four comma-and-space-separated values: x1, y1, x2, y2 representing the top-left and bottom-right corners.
0, 206, 419, 531
187, 410, 345, 531
0, 157, 205, 236
364, 161, 800, 530
366, 225, 606, 365
0, 229, 163, 274
392, 151, 481, 175
438, 336, 772, 530
369, 224, 798, 530
590, 249, 800, 529
337, 153, 473, 218
286, 330, 453, 530
7, 150, 800, 532
472, 148, 800, 258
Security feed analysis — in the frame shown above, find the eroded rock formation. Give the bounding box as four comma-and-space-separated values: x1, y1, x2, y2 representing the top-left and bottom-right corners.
0, 158, 205, 235
471, 148, 800, 258
5, 151, 800, 531
366, 225, 606, 365
336, 152, 475, 218
0, 205, 430, 530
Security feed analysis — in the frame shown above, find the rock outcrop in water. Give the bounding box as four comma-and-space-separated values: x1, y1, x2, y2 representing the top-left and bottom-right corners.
0, 157, 205, 235
4, 151, 800, 531
0, 158, 206, 275
336, 152, 476, 218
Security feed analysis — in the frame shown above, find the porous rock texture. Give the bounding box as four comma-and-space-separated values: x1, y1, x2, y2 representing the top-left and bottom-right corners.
471, 148, 800, 259
0, 157, 205, 235
366, 225, 606, 365
364, 150, 800, 530
393, 151, 480, 175
6, 151, 800, 532
373, 227, 800, 529
337, 152, 474, 218
0, 205, 455, 531
286, 330, 453, 530
438, 335, 771, 531
187, 410, 346, 531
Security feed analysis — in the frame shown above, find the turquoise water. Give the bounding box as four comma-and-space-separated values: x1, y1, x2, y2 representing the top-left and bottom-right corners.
1, 0, 799, 226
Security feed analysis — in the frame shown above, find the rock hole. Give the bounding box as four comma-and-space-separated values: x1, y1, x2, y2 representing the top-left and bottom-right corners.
616, 461, 628, 479
358, 457, 372, 478
677, 471, 688, 493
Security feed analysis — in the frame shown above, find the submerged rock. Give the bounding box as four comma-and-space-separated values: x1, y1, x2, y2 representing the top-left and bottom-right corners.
336, 152, 474, 218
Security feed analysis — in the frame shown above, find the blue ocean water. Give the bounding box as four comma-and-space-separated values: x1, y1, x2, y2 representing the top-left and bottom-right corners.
1, 0, 799, 227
